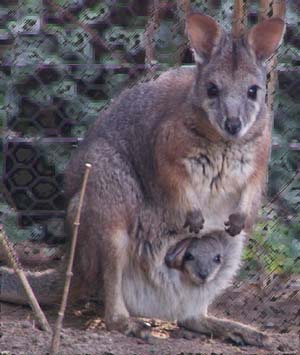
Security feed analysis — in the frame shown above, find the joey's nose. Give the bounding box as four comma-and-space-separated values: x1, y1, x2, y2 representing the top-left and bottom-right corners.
198, 270, 209, 280
224, 118, 241, 136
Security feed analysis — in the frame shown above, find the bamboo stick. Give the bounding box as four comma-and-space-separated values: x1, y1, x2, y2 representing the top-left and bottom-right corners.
49, 163, 92, 355
0, 225, 51, 333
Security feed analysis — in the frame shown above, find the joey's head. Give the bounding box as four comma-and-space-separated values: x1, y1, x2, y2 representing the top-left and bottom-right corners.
186, 13, 285, 140
165, 232, 228, 286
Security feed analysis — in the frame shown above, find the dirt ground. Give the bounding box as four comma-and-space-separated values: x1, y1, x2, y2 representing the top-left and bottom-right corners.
1, 274, 299, 355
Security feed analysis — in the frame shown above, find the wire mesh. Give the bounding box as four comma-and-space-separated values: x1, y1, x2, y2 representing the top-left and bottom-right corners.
0, 0, 299, 349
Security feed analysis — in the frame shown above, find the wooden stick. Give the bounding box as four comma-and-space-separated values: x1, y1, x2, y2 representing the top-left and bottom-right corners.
145, 0, 160, 72
259, 0, 286, 110
259, 0, 272, 21
49, 163, 92, 355
273, 0, 286, 18
0, 225, 51, 333
233, 0, 247, 38
179, 0, 191, 17
267, 0, 286, 110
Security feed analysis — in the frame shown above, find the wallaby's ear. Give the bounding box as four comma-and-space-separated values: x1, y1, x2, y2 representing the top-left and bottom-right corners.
186, 13, 223, 64
165, 238, 192, 270
247, 17, 285, 62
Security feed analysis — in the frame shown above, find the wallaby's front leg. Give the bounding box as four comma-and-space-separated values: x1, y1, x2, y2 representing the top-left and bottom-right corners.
184, 209, 205, 233
179, 316, 269, 347
225, 212, 246, 237
225, 180, 262, 236
225, 127, 271, 237
103, 229, 150, 338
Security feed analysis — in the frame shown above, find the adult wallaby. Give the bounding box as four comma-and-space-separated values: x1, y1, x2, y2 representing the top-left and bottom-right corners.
0, 230, 268, 346
63, 13, 285, 337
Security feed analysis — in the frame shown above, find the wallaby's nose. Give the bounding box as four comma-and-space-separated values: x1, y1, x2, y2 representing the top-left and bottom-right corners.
224, 118, 242, 136
198, 270, 209, 280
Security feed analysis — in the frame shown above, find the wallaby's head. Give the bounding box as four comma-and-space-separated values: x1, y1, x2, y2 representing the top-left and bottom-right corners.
165, 231, 228, 286
186, 13, 285, 140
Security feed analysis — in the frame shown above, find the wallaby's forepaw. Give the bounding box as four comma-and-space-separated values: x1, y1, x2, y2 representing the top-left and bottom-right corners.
184, 209, 204, 233
224, 212, 246, 236
226, 328, 270, 348
106, 316, 151, 340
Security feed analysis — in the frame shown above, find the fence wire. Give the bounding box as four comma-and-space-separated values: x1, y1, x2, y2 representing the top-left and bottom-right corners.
0, 0, 299, 341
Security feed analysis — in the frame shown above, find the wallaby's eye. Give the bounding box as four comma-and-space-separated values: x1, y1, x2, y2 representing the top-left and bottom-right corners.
213, 254, 221, 263
247, 85, 259, 100
184, 252, 194, 261
207, 83, 219, 98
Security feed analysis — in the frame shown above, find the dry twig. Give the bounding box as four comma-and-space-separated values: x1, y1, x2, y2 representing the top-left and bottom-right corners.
259, 0, 286, 110
0, 225, 51, 333
145, 0, 160, 73
49, 163, 92, 355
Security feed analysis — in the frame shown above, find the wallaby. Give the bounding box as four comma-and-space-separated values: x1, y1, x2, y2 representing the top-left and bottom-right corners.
0, 230, 268, 346
62, 13, 285, 337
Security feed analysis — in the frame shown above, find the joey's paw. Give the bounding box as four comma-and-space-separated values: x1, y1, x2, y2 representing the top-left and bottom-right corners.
184, 210, 204, 233
225, 213, 246, 236
106, 316, 151, 340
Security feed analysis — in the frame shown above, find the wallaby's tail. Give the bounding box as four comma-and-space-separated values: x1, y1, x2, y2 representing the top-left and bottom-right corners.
0, 266, 63, 305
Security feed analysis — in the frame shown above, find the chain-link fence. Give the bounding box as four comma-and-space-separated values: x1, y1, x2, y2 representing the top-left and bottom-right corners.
0, 0, 299, 349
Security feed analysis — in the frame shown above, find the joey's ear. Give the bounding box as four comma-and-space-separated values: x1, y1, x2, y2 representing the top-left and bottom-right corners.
247, 17, 285, 62
165, 238, 192, 270
186, 13, 223, 64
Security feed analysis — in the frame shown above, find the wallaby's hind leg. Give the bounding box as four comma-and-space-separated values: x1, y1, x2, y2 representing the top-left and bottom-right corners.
179, 316, 270, 347
68, 199, 150, 338
102, 229, 150, 338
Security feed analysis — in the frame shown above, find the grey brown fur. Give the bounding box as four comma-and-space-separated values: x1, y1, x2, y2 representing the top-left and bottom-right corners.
1, 13, 285, 346
63, 13, 285, 337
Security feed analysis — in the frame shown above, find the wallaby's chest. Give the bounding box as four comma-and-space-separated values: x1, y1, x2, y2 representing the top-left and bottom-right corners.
185, 144, 255, 193
183, 143, 256, 227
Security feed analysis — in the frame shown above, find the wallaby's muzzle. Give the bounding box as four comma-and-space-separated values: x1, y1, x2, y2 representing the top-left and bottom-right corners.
224, 117, 242, 136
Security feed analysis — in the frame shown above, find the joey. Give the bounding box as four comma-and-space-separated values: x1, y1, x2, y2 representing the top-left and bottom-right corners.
166, 235, 224, 285
164, 231, 269, 347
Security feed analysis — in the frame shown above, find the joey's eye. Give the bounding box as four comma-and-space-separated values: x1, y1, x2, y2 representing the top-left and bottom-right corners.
184, 252, 194, 261
207, 83, 219, 98
247, 85, 259, 100
213, 254, 221, 264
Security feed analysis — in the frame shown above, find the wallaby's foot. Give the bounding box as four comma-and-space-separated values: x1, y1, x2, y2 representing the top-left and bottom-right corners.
225, 213, 246, 236
179, 316, 270, 348
225, 328, 270, 347
106, 316, 151, 339
184, 209, 204, 233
